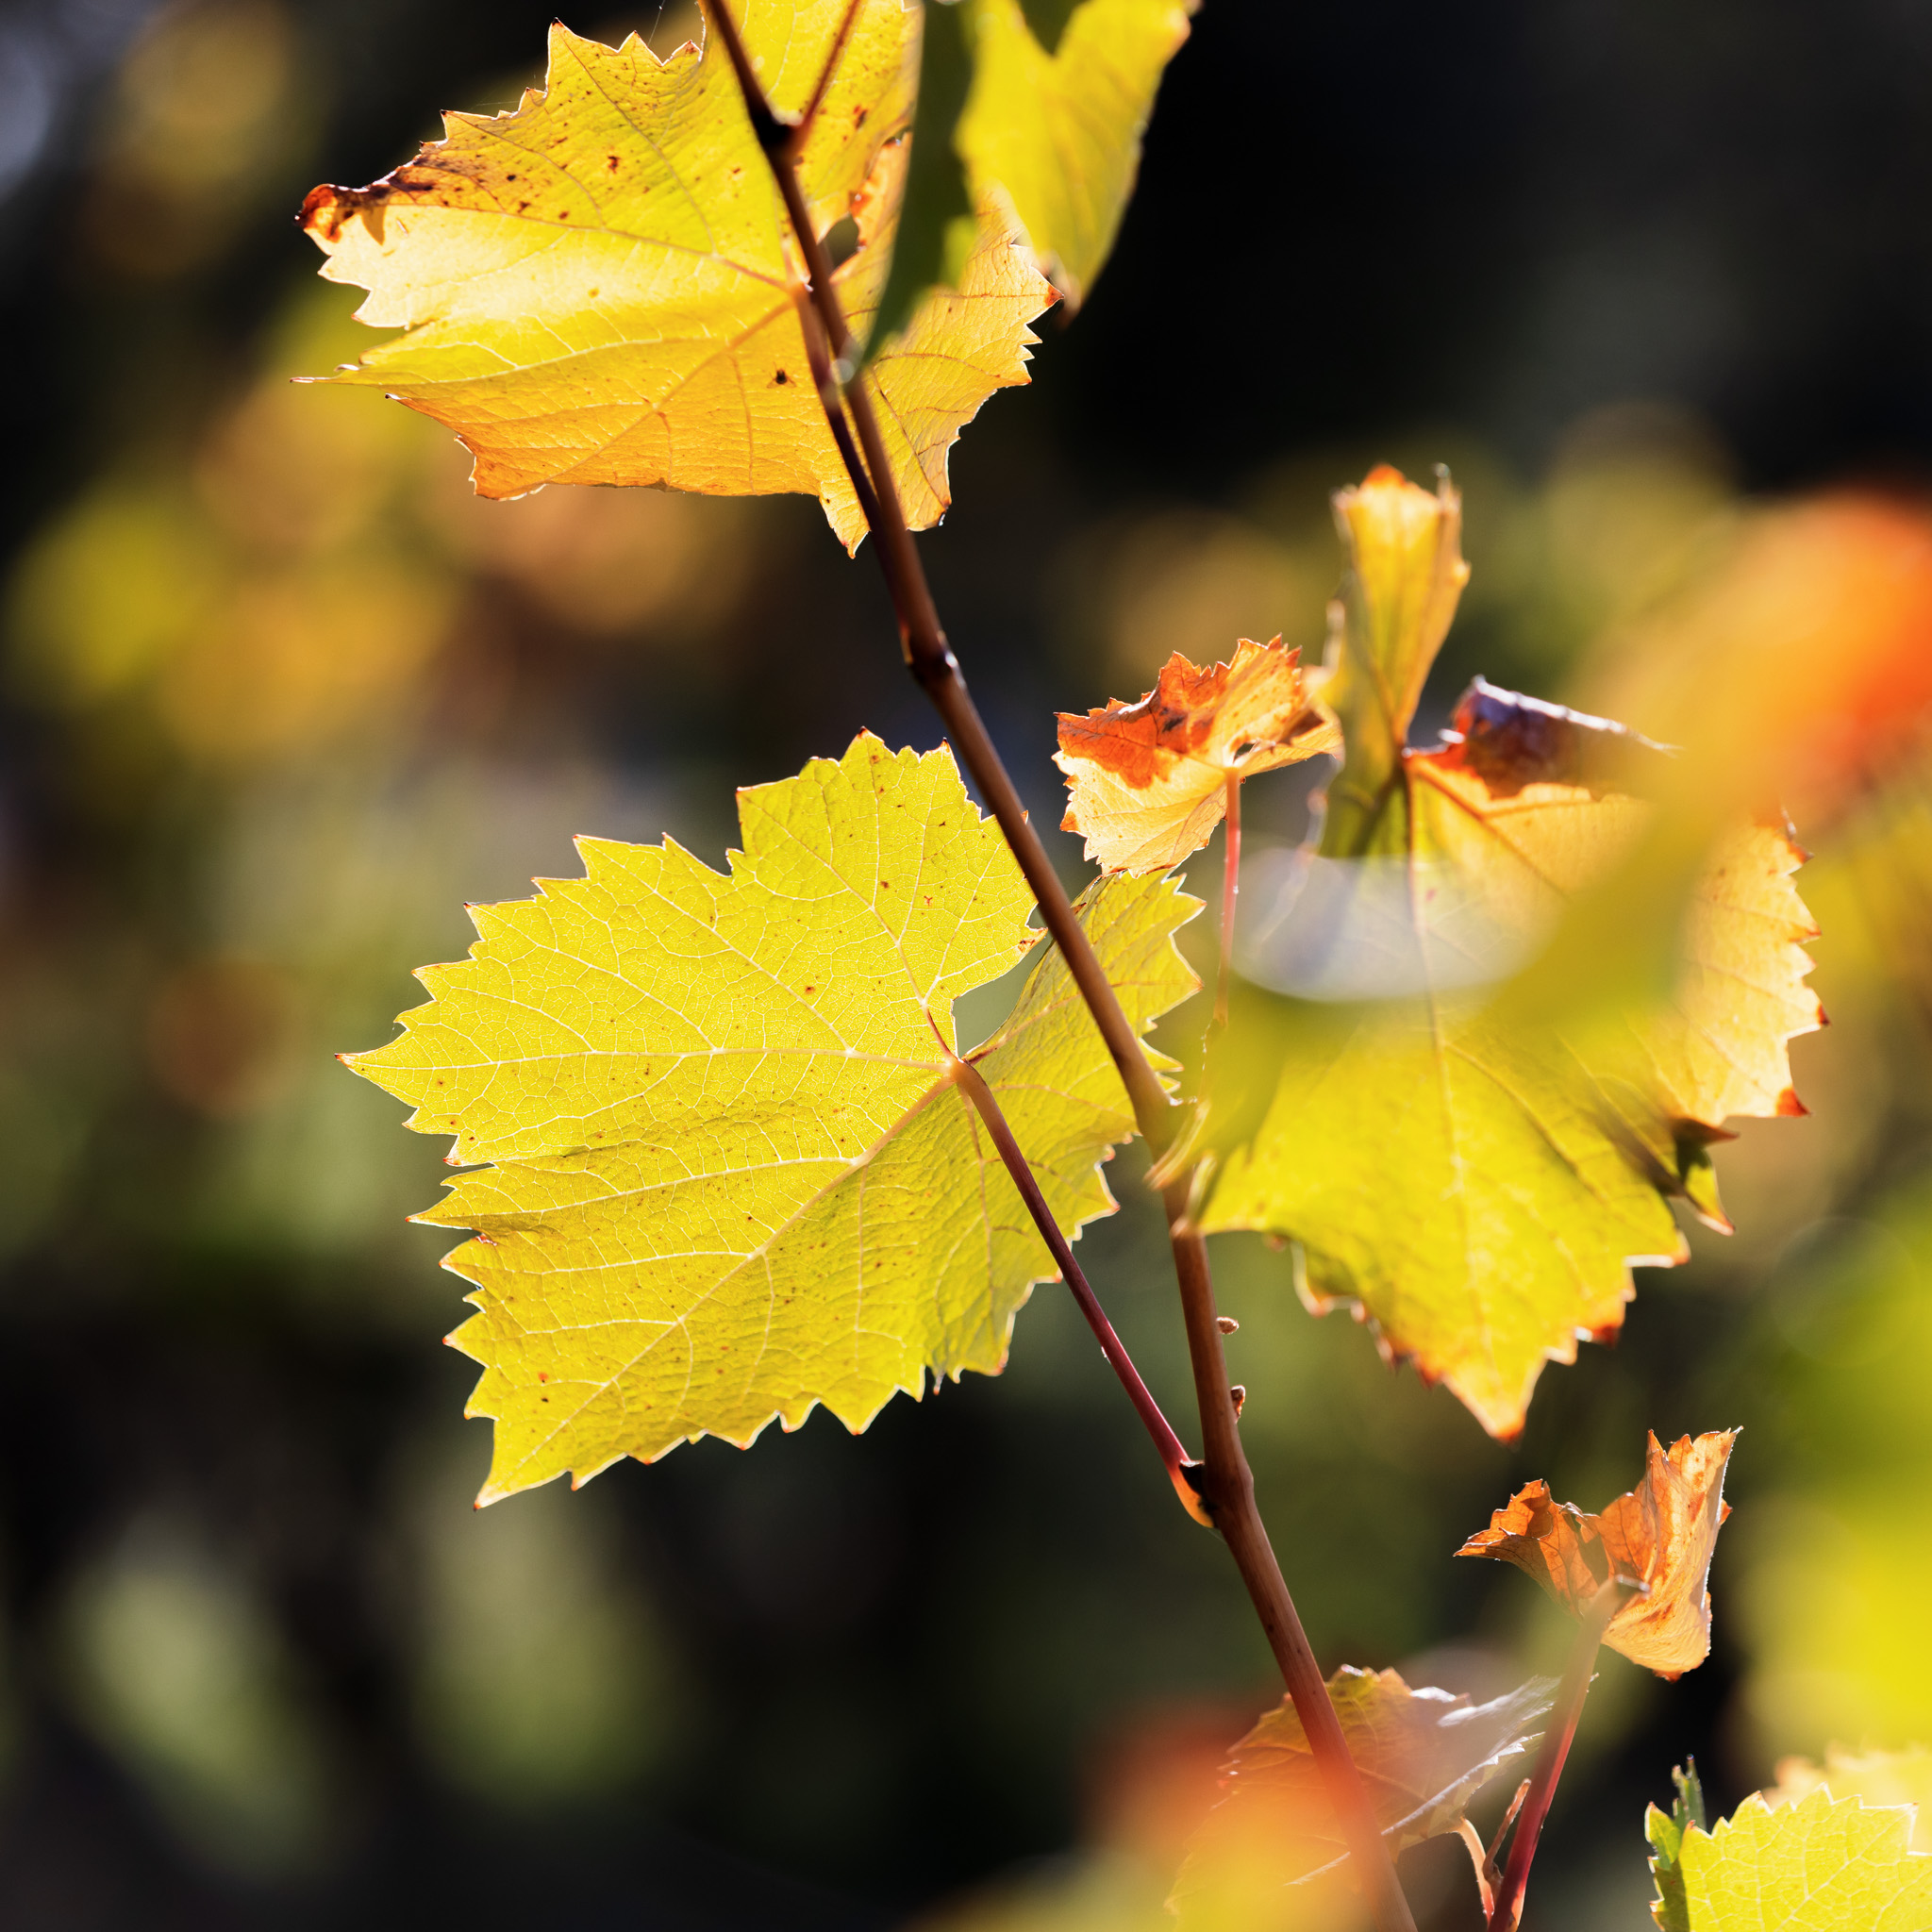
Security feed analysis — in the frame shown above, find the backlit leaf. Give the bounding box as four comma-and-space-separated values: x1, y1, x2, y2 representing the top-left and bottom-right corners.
872, 0, 1196, 352
956, 0, 1196, 309
1649, 1785, 1932, 1931
344, 733, 1198, 1501
1055, 637, 1338, 875
1457, 1429, 1738, 1679
1646, 1760, 1708, 1932
300, 17, 1055, 551
1170, 1667, 1555, 1928
1767, 1747, 1932, 1854
1320, 463, 1471, 857
1199, 468, 1820, 1439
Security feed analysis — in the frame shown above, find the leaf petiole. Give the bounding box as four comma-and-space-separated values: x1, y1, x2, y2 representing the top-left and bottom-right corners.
950, 1055, 1211, 1526
1487, 1575, 1639, 1930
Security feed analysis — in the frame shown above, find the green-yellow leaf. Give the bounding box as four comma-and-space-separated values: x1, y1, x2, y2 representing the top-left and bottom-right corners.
345, 733, 1197, 1501
1171, 1667, 1555, 1930
1647, 1760, 1708, 1932
956, 0, 1195, 309
300, 15, 1054, 551
1767, 1747, 1932, 1854
1319, 463, 1472, 857
1651, 1785, 1932, 1930
1201, 470, 1820, 1440
871, 0, 1195, 354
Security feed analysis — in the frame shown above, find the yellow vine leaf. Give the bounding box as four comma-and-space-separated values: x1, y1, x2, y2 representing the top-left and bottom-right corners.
299, 15, 1055, 551
1648, 1785, 1932, 1931
957, 0, 1197, 310
868, 0, 1196, 353
1055, 637, 1339, 876
1171, 1668, 1555, 1928
344, 734, 1197, 1501
1767, 1748, 1932, 1853
1201, 467, 1821, 1439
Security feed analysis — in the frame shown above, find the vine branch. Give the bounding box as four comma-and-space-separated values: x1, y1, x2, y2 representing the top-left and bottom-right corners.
1488, 1577, 1632, 1931
703, 9, 1418, 1928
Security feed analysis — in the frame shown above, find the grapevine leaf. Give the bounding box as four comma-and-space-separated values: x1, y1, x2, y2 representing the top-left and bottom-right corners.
1170, 1667, 1556, 1926
1459, 1430, 1738, 1679
1767, 1748, 1932, 1854
1653, 1785, 1932, 1930
1199, 467, 1820, 1441
1320, 463, 1472, 858
1647, 1760, 1708, 1932
343, 734, 1198, 1502
872, 0, 1196, 354
299, 18, 1055, 551
954, 0, 1196, 310
868, 0, 976, 359
1054, 637, 1339, 875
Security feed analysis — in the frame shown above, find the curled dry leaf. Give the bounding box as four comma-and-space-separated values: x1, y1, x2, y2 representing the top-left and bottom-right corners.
1170, 1666, 1555, 1928
300, 17, 1055, 550
1055, 636, 1339, 875
1457, 1429, 1739, 1679
343, 733, 1198, 1502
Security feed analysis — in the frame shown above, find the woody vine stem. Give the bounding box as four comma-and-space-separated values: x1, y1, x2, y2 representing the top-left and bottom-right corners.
702, 6, 1419, 1928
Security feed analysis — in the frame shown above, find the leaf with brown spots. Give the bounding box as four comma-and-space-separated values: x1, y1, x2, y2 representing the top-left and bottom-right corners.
1055, 637, 1339, 875
342, 733, 1198, 1501
299, 14, 1054, 551
1458, 1429, 1739, 1678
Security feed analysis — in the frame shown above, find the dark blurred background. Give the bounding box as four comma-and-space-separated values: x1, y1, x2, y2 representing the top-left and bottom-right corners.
1, 0, 1931, 1926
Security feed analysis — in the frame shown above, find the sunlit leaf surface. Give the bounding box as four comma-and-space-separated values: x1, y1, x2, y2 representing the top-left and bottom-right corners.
1767, 1747, 1932, 1854
346, 735, 1197, 1500
1202, 468, 1820, 1438
301, 16, 1054, 549
1650, 1785, 1932, 1931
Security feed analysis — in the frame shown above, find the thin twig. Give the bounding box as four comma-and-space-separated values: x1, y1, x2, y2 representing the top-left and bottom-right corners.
1164, 1201, 1417, 1932
702, 10, 1419, 1928
1216, 773, 1241, 1028
787, 0, 867, 155
1488, 1578, 1632, 1931
951, 1056, 1211, 1527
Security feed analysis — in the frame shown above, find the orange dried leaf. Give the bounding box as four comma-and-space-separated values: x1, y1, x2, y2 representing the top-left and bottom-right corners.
1055, 636, 1339, 874
1457, 1429, 1739, 1679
